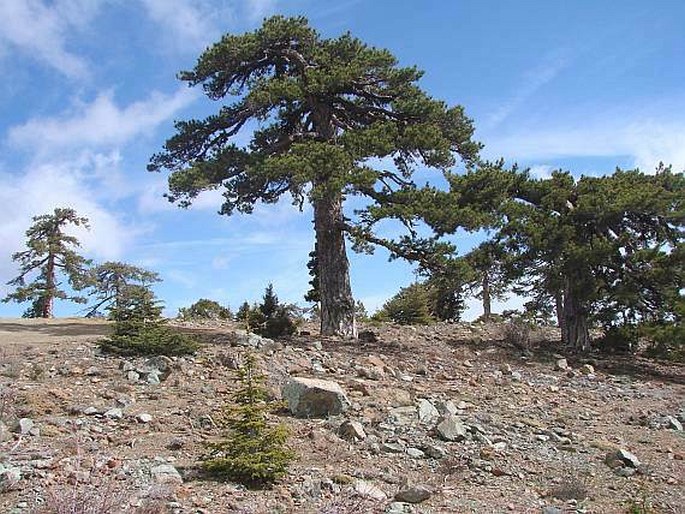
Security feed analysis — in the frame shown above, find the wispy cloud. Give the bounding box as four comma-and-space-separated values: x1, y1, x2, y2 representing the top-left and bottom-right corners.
485, 55, 569, 130
488, 116, 685, 172
0, 0, 100, 79
8, 87, 197, 152
139, 0, 234, 52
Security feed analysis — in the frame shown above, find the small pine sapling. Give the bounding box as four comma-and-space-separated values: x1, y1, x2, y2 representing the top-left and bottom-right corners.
100, 285, 198, 356
203, 354, 294, 487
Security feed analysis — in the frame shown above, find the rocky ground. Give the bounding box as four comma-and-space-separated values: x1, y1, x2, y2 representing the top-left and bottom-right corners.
0, 318, 683, 514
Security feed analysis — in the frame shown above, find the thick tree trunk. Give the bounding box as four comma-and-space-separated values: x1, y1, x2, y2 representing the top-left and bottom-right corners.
561, 279, 590, 351
313, 193, 357, 338
554, 290, 564, 335
481, 271, 492, 321
42, 254, 55, 318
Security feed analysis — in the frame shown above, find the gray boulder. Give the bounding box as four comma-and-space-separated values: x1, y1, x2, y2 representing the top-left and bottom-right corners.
282, 377, 350, 418
436, 415, 467, 441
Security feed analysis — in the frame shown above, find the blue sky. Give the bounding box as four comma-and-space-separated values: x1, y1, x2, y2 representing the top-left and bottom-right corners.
1, 0, 684, 318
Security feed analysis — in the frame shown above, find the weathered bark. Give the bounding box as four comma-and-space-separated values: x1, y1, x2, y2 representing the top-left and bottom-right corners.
561, 279, 590, 351
481, 271, 491, 321
313, 193, 357, 338
42, 255, 55, 318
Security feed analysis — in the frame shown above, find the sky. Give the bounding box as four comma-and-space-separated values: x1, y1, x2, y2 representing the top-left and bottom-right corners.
1, 0, 684, 319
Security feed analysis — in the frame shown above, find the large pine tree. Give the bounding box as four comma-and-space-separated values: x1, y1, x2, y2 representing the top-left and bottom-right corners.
148, 16, 479, 337
3, 208, 91, 318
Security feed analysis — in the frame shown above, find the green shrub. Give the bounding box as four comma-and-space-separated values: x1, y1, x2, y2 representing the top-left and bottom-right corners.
99, 285, 198, 356
373, 283, 433, 325
203, 354, 294, 487
178, 298, 232, 320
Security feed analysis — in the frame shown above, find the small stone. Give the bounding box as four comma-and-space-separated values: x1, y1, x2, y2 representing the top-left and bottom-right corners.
104, 408, 123, 419
666, 416, 683, 431
338, 420, 366, 441
85, 366, 100, 376
542, 507, 563, 514
120, 361, 134, 372
406, 448, 425, 459
555, 359, 568, 371
13, 418, 34, 435
382, 442, 405, 454
354, 479, 386, 501
511, 371, 523, 381
127, 371, 140, 382
436, 415, 467, 441
395, 485, 432, 504
150, 464, 183, 485
137, 413, 153, 423
84, 406, 98, 415
417, 399, 440, 425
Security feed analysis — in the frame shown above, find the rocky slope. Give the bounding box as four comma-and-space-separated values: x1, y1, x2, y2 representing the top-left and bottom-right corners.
0, 318, 683, 513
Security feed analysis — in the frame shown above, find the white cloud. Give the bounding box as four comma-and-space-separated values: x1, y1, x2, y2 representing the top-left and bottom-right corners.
0, 156, 141, 299
8, 87, 198, 152
486, 116, 685, 173
140, 0, 234, 51
485, 55, 568, 130
0, 0, 100, 79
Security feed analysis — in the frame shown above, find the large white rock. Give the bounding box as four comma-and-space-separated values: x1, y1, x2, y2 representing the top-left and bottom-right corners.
282, 377, 351, 418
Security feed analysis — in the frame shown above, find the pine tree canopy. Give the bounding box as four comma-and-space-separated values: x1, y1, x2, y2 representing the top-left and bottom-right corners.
149, 16, 480, 212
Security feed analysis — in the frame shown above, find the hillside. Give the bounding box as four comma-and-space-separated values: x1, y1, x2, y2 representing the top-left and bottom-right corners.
0, 318, 683, 513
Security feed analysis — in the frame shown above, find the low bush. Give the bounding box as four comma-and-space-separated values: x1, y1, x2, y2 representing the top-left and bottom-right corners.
100, 327, 198, 357
99, 286, 198, 357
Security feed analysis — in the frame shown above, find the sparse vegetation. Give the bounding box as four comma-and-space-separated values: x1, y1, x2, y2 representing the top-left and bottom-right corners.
202, 354, 294, 487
